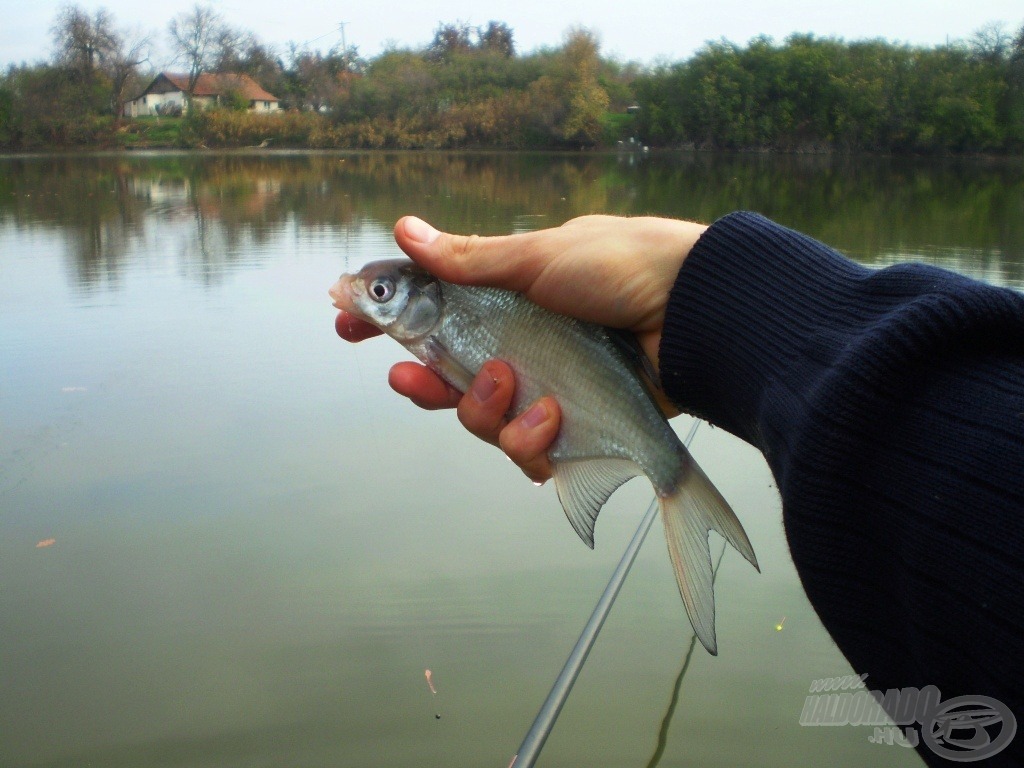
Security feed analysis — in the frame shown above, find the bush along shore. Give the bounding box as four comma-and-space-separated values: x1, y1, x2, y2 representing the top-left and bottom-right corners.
2, 11, 1023, 154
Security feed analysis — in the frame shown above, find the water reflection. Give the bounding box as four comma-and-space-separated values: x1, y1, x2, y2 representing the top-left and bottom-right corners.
2, 152, 1023, 290
644, 543, 727, 768
0, 152, 1019, 768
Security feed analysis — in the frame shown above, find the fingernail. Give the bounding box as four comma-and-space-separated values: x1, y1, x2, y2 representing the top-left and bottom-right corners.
520, 402, 548, 429
471, 371, 498, 403
404, 216, 441, 244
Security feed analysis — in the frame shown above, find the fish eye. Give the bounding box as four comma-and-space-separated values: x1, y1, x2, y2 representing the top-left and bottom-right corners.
369, 276, 395, 303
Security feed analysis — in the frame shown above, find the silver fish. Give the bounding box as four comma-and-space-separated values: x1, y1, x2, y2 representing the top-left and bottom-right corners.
330, 258, 758, 653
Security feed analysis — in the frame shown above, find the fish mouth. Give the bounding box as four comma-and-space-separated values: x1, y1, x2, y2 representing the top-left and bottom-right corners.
329, 274, 361, 312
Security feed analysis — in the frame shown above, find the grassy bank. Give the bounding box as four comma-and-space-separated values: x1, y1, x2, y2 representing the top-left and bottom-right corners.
81, 109, 642, 152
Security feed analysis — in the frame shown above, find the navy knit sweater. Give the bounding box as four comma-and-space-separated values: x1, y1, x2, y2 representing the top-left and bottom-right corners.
659, 212, 1024, 765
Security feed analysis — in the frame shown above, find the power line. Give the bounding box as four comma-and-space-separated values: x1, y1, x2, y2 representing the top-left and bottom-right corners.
296, 22, 347, 51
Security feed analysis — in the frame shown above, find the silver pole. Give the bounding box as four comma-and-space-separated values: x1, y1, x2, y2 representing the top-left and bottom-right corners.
510, 420, 702, 768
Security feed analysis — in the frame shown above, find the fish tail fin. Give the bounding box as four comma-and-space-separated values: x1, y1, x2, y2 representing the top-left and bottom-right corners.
660, 458, 758, 656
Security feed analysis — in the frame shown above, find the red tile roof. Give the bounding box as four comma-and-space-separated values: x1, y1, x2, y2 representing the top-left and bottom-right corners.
160, 72, 278, 102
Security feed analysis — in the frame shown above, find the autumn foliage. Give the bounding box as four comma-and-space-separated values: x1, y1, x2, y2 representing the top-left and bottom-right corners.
2, 10, 1023, 153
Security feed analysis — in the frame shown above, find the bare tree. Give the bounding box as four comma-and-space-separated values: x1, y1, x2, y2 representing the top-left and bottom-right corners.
970, 21, 1013, 64
51, 5, 118, 79
107, 29, 150, 123
51, 5, 150, 121
283, 43, 362, 111
215, 31, 281, 87
212, 26, 254, 72
168, 4, 223, 105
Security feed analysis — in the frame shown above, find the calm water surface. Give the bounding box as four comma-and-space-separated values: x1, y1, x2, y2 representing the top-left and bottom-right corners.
2, 152, 1021, 768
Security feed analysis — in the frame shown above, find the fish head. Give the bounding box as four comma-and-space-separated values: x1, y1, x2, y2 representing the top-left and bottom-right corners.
330, 259, 443, 342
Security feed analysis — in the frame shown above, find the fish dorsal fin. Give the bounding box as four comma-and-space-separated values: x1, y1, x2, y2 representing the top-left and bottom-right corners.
552, 459, 642, 548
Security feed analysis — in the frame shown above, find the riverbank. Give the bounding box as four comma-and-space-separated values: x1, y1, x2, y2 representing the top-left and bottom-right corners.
3, 110, 644, 153
8, 112, 1022, 158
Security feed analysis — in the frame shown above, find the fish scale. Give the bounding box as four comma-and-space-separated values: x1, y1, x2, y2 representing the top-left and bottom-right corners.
441, 282, 683, 486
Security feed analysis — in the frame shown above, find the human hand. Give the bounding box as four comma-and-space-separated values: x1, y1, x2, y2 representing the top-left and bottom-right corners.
335, 214, 708, 482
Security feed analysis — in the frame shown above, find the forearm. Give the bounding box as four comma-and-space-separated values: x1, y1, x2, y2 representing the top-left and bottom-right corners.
660, 211, 1024, 479
658, 211, 1024, 762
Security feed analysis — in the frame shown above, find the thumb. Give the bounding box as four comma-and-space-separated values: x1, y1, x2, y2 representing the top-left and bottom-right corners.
393, 216, 541, 292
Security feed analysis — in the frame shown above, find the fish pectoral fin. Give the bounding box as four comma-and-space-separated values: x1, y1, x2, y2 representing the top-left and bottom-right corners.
423, 337, 476, 394
552, 459, 642, 548
660, 459, 758, 656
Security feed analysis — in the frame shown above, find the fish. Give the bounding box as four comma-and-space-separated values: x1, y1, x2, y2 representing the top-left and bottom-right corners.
330, 258, 758, 654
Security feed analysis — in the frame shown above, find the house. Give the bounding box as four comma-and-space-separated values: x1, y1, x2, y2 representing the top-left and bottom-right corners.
124, 72, 280, 117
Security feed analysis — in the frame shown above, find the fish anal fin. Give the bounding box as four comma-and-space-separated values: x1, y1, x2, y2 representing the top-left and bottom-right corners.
552, 459, 642, 548
660, 459, 759, 656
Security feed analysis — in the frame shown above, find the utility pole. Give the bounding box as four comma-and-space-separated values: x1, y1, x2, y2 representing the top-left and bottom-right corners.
339, 21, 348, 53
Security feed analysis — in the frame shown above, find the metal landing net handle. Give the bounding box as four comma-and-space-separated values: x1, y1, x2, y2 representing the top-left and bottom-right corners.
509, 420, 702, 768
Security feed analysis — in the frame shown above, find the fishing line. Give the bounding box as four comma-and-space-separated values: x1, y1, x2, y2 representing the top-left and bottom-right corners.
644, 540, 728, 768
509, 419, 702, 768
425, 668, 441, 718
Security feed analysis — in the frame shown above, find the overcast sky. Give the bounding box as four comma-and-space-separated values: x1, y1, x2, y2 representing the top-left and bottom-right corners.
2, 0, 1022, 69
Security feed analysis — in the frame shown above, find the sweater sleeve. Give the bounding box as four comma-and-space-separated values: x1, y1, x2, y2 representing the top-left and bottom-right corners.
658, 211, 1024, 765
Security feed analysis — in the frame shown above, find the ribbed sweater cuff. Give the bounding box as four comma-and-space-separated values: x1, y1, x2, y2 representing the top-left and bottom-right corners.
658, 211, 1024, 452
659, 212, 860, 445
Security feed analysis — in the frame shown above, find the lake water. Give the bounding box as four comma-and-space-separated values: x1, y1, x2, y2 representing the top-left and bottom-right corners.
2, 151, 1021, 768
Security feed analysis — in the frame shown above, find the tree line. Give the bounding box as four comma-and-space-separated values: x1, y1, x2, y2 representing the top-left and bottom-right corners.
635, 28, 1024, 153
1, 5, 1022, 153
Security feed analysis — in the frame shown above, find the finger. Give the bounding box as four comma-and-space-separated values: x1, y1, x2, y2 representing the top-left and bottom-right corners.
456, 361, 515, 446
336, 311, 383, 342
388, 362, 462, 410
498, 397, 560, 484
393, 216, 543, 292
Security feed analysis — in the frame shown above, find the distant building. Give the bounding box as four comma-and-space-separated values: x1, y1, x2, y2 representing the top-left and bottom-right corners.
124, 72, 280, 117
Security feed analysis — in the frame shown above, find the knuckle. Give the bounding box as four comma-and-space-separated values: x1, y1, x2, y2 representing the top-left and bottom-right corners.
498, 424, 532, 464
457, 399, 500, 444
441, 233, 478, 263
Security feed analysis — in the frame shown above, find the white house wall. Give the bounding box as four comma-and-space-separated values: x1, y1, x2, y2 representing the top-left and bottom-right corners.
124, 92, 279, 117
124, 91, 187, 117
